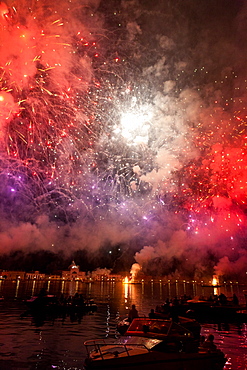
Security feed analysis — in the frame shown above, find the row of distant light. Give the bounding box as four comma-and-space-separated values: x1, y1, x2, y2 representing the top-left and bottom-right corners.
0, 275, 241, 284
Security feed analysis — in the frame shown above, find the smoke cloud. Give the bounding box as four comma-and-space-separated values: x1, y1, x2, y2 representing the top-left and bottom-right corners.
0, 0, 246, 280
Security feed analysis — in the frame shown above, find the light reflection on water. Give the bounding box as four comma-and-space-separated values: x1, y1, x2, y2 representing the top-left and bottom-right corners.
0, 279, 246, 369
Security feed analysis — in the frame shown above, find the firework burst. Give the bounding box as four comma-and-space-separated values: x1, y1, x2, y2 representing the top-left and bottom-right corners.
0, 0, 247, 279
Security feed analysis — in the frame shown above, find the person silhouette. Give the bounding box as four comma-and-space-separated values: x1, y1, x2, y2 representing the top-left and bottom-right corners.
128, 304, 139, 322
232, 294, 239, 306
149, 308, 155, 318
202, 334, 217, 352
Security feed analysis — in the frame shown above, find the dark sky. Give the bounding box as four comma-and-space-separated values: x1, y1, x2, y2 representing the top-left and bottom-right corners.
0, 0, 246, 279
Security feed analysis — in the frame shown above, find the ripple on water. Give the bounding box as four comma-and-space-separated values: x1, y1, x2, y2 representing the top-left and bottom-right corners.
0, 282, 246, 370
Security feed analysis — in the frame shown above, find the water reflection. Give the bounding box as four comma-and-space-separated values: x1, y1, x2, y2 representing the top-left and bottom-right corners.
124, 280, 128, 300
159, 281, 162, 299
47, 279, 51, 292
0, 279, 246, 305
15, 278, 20, 298
0, 280, 246, 369
168, 280, 171, 297
31, 280, 36, 296
61, 279, 65, 294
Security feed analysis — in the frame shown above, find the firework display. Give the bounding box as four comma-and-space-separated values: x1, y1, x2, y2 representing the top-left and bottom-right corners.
0, 0, 246, 279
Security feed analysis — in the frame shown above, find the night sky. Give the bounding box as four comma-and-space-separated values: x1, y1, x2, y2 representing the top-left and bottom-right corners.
0, 0, 247, 279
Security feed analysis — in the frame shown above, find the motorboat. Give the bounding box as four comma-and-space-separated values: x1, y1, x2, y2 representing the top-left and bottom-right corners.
235, 309, 247, 323
25, 293, 97, 313
21, 293, 97, 326
117, 315, 200, 336
84, 317, 226, 370
186, 296, 245, 323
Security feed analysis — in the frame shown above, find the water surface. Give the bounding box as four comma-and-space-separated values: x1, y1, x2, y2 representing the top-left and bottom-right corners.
0, 280, 246, 369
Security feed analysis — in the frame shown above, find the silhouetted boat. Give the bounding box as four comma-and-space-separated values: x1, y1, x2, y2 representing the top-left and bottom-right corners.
21, 294, 97, 323
185, 297, 246, 323
235, 309, 247, 322
201, 284, 221, 288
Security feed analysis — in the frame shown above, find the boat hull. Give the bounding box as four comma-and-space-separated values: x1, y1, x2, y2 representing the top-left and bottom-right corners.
85, 350, 226, 370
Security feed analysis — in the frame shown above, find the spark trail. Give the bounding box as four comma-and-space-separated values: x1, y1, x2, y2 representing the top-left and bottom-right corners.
0, 0, 246, 280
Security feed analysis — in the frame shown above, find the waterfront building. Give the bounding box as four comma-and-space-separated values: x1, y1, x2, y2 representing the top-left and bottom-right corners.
61, 261, 86, 281
26, 271, 46, 280
47, 274, 63, 280
108, 274, 123, 281
0, 270, 26, 280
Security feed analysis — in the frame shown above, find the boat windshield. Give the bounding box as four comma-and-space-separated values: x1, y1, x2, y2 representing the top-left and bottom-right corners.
120, 336, 162, 350
126, 319, 193, 338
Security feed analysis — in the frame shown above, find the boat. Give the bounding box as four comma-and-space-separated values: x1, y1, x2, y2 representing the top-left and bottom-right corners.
84, 317, 226, 370
185, 296, 245, 323
235, 309, 247, 323
201, 284, 221, 288
25, 293, 97, 313
21, 293, 97, 324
